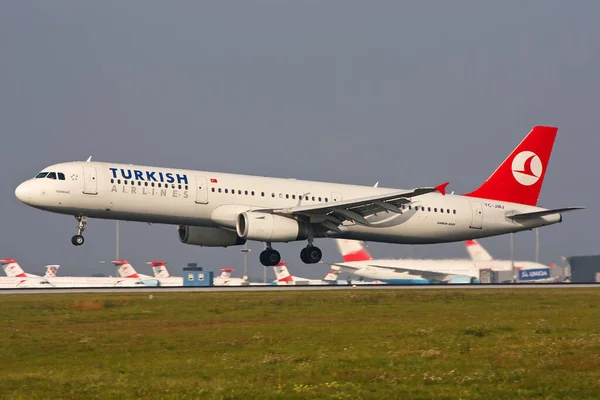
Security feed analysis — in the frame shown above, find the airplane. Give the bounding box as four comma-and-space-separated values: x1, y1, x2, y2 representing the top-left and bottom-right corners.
212, 268, 248, 286
271, 261, 338, 285
329, 238, 555, 284
14, 126, 583, 267
146, 260, 183, 286
0, 258, 149, 288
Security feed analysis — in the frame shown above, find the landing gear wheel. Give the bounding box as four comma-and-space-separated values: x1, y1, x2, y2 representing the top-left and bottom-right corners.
71, 235, 84, 246
72, 215, 88, 246
300, 246, 322, 264
259, 249, 282, 267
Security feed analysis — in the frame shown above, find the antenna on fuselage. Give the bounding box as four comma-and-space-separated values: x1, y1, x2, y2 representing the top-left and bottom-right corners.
86, 156, 92, 162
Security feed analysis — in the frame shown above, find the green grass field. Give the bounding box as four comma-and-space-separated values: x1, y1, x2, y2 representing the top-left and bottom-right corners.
1, 289, 600, 399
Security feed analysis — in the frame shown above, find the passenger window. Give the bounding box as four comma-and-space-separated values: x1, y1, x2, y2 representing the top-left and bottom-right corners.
118, 180, 122, 184
145, 182, 148, 187
325, 198, 328, 202
245, 190, 248, 195
272, 193, 275, 198
231, 189, 235, 194
285, 194, 289, 199
172, 184, 175, 189
292, 194, 296, 200
225, 189, 228, 193
151, 182, 155, 187
57, 173, 65, 180
35, 172, 48, 179
157, 183, 160, 188
251, 191, 255, 196
453, 210, 456, 214
434, 208, 437, 212
261, 192, 265, 197
318, 197, 322, 202
312, 196, 315, 201
218, 188, 222, 193
47, 172, 57, 179
185, 185, 188, 190
279, 193, 283, 198
111, 179, 114, 184
238, 190, 242, 195
305, 196, 309, 200
440, 209, 444, 213
408, 205, 412, 210
428, 207, 431, 212
447, 209, 450, 214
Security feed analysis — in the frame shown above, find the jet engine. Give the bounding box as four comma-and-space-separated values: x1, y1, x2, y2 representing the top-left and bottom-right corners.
236, 212, 308, 242
177, 225, 246, 247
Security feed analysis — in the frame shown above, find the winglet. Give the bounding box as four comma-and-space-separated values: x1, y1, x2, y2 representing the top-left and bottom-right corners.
435, 182, 450, 196
86, 156, 92, 162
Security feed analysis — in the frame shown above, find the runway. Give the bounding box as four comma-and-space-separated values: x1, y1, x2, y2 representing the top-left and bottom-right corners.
0, 283, 598, 294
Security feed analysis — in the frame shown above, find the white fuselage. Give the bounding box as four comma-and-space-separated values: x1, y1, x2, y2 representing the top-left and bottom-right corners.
14, 161, 561, 246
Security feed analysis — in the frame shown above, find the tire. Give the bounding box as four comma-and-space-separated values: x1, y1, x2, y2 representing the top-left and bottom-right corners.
267, 250, 281, 266
71, 235, 84, 246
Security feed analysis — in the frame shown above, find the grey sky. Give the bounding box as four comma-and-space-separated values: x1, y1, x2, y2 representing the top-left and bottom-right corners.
1, 1, 598, 280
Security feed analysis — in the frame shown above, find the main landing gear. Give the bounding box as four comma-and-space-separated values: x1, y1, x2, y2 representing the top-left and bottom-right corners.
259, 246, 281, 267
258, 243, 323, 267
300, 245, 322, 264
71, 216, 87, 246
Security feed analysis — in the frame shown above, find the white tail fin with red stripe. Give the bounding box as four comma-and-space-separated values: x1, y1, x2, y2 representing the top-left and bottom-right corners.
149, 260, 171, 278
44, 265, 60, 278
465, 240, 493, 261
0, 258, 28, 277
335, 239, 373, 262
465, 126, 557, 206
111, 260, 140, 278
273, 262, 293, 283
323, 266, 341, 282
218, 268, 234, 279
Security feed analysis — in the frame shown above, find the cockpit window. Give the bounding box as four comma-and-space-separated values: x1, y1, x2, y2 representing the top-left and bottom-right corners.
57, 173, 65, 180
47, 172, 57, 180
35, 172, 48, 179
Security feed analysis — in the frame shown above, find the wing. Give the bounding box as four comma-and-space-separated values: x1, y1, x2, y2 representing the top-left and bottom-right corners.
258, 182, 448, 232
366, 263, 459, 283
324, 261, 461, 283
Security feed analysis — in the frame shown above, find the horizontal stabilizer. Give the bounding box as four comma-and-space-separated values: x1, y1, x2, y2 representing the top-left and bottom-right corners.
508, 206, 584, 221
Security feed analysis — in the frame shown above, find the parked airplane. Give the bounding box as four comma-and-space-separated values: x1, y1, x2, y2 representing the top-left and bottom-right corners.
213, 268, 248, 286
271, 262, 337, 285
330, 239, 554, 283
15, 126, 582, 267
111, 260, 160, 286
0, 258, 149, 288
146, 260, 183, 286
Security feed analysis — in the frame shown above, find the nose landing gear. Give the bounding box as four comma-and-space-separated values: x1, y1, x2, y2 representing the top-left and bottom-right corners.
71, 216, 87, 246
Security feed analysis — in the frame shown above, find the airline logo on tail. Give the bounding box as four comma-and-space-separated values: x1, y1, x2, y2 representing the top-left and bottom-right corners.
512, 151, 542, 186
465, 126, 557, 206
44, 265, 60, 278
111, 260, 140, 278
149, 260, 171, 278
273, 262, 293, 282
335, 239, 372, 262
0, 258, 28, 277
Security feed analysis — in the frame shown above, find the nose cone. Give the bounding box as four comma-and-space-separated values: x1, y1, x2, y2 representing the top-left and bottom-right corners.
15, 181, 35, 205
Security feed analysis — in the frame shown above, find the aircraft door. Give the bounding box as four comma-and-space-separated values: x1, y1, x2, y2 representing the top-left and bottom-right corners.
469, 201, 483, 229
195, 176, 209, 204
332, 192, 343, 202
83, 167, 98, 195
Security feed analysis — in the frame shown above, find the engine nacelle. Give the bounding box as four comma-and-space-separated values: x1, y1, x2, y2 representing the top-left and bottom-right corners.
448, 276, 478, 284
177, 225, 246, 247
236, 212, 308, 242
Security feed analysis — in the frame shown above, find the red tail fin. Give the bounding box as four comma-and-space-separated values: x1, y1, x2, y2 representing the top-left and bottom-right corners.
464, 126, 557, 206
